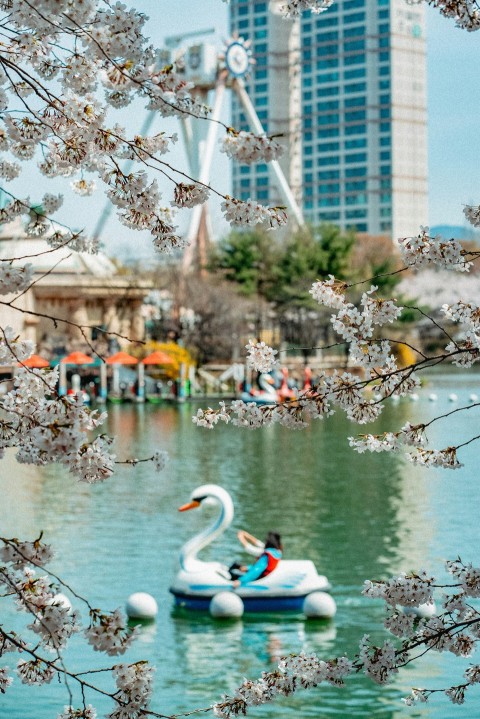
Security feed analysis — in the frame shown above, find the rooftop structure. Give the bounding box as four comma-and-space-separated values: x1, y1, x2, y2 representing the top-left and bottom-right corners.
0, 219, 153, 356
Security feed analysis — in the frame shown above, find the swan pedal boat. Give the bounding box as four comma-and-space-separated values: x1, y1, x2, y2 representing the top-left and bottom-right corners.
170, 484, 331, 613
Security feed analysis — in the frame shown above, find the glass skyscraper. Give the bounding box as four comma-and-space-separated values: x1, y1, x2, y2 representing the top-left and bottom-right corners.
229, 0, 428, 238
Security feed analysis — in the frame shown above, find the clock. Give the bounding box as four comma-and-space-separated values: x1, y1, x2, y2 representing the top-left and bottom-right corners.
225, 41, 251, 78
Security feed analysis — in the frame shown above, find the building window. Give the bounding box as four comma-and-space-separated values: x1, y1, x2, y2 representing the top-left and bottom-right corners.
344, 11, 366, 23
316, 58, 339, 70
345, 82, 366, 93
321, 211, 341, 220
317, 141, 340, 152
345, 208, 367, 218
345, 110, 366, 122
343, 0, 365, 10
345, 166, 367, 177
344, 123, 366, 135
316, 71, 340, 83
345, 180, 367, 191
345, 193, 367, 205
317, 85, 339, 96
319, 196, 340, 206
317, 100, 340, 111
319, 183, 340, 193
344, 53, 365, 66
344, 39, 365, 52
318, 169, 340, 179
317, 113, 340, 125
345, 137, 367, 149
345, 96, 366, 107
317, 154, 340, 165
315, 31, 339, 42
345, 152, 367, 163
318, 127, 340, 137
346, 25, 365, 37
380, 150, 391, 161
344, 68, 366, 79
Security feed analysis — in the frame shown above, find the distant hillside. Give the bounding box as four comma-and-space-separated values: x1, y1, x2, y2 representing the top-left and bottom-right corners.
430, 224, 480, 241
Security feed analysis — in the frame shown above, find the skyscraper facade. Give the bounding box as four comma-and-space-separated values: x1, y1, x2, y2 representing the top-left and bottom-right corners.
229, 0, 428, 239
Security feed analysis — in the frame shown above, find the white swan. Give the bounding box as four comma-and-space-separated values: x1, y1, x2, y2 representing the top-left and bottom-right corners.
170, 484, 332, 614
178, 484, 233, 574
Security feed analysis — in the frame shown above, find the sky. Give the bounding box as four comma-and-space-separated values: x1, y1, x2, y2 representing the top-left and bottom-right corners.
5, 0, 480, 260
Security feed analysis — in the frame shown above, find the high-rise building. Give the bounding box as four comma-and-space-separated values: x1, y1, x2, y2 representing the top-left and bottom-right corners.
229, 0, 428, 238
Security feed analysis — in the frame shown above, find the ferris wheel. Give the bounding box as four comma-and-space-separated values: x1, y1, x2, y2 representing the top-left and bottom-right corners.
93, 29, 304, 271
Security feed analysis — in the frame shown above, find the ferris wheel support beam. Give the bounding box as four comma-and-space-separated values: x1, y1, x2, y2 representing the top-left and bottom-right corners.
233, 78, 305, 228
182, 74, 227, 272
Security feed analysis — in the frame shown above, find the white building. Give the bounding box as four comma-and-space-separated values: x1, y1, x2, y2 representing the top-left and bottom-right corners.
229, 0, 428, 238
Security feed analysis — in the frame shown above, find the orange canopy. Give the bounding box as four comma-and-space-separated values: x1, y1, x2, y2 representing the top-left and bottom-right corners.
19, 354, 50, 368
61, 351, 94, 365
106, 351, 139, 365
142, 350, 174, 366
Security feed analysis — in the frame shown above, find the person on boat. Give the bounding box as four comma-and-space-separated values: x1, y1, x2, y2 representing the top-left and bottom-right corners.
230, 531, 283, 588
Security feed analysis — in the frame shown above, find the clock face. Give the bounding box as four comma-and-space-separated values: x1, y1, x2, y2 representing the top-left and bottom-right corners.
225, 42, 250, 77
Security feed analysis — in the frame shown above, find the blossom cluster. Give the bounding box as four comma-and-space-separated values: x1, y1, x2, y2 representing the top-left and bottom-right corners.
213, 652, 353, 717
0, 534, 143, 713
221, 197, 288, 229
108, 662, 154, 719
0, 330, 115, 483
0, 263, 33, 295
424, 0, 480, 31
245, 340, 279, 373
398, 227, 472, 271
281, 0, 335, 16
220, 130, 284, 164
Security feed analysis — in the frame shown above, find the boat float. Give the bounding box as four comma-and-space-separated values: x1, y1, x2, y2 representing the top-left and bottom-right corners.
169, 484, 335, 618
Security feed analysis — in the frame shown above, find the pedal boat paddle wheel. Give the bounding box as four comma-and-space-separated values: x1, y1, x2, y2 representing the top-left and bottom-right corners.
169, 484, 335, 618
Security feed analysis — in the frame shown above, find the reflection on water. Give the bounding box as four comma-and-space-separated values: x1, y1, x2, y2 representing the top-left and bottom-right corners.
2, 376, 480, 718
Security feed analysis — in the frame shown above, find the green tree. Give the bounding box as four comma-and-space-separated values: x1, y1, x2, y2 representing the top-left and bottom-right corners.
271, 223, 355, 307
209, 228, 281, 298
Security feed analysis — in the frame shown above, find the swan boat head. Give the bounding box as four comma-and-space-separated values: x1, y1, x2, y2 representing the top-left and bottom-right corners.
177, 484, 234, 574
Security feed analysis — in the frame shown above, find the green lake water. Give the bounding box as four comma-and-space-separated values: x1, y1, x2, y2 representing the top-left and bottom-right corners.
2, 371, 480, 718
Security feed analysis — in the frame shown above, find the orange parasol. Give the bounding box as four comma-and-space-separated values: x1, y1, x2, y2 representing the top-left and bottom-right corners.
106, 351, 139, 365
19, 354, 50, 368
142, 350, 174, 366
61, 351, 94, 365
